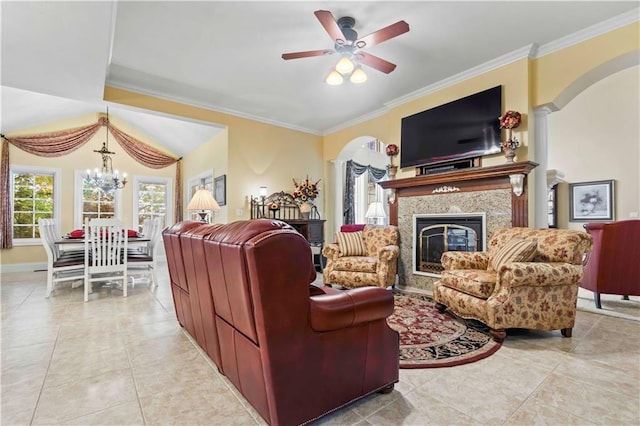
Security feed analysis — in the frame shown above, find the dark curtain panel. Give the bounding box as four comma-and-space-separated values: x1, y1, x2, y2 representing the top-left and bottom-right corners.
343, 160, 387, 224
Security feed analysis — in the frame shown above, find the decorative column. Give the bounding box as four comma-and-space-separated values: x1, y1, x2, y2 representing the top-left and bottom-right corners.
533, 107, 552, 228
332, 159, 344, 238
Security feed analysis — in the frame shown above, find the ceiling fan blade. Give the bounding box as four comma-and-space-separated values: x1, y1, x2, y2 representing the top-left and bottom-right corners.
314, 10, 346, 44
359, 52, 397, 74
356, 21, 410, 48
282, 50, 333, 60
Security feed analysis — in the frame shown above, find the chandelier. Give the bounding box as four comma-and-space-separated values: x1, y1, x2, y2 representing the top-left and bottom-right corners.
85, 109, 127, 192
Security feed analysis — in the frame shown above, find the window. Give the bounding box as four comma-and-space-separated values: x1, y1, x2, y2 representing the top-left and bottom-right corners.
74, 170, 122, 228
133, 176, 172, 231
10, 166, 61, 245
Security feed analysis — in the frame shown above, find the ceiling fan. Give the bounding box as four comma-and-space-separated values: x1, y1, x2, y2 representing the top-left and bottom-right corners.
282, 10, 409, 84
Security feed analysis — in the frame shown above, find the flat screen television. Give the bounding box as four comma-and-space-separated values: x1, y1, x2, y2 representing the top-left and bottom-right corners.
400, 86, 502, 169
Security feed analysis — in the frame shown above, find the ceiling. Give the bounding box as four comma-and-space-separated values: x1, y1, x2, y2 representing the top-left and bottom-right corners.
2, 1, 638, 156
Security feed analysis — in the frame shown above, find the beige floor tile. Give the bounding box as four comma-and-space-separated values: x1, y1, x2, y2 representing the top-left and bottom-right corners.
139, 380, 256, 425
1, 324, 60, 348
505, 397, 597, 425
530, 373, 640, 425
1, 341, 55, 370
1, 390, 39, 426
60, 401, 144, 425
44, 341, 130, 388
3, 266, 640, 426
32, 369, 138, 424
554, 356, 640, 396
366, 391, 482, 426
310, 406, 365, 425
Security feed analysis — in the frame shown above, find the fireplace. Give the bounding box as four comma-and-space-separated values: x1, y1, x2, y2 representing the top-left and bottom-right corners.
413, 213, 486, 277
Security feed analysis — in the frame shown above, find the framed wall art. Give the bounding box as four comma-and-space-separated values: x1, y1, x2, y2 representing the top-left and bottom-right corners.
569, 180, 614, 221
214, 174, 226, 206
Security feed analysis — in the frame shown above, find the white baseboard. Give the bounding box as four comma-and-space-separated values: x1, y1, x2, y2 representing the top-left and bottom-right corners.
1, 262, 47, 273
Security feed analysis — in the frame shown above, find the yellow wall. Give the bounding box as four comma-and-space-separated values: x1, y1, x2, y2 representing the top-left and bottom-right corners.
1, 113, 177, 266
181, 128, 229, 223
549, 65, 639, 230
533, 22, 639, 108
104, 87, 324, 224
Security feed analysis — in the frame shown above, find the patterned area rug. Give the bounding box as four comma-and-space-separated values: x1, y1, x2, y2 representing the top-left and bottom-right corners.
387, 292, 502, 368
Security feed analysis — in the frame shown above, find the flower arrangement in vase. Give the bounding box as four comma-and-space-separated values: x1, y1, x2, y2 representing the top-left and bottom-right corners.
498, 110, 522, 162
293, 176, 320, 218
386, 143, 399, 179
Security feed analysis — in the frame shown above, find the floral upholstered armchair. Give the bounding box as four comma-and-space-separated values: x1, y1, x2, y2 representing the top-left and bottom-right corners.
433, 227, 593, 341
322, 225, 399, 289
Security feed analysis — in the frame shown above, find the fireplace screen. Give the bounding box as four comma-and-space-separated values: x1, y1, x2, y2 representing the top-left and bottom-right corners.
414, 214, 485, 275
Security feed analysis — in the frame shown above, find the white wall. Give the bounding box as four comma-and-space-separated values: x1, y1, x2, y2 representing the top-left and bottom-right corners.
548, 65, 640, 230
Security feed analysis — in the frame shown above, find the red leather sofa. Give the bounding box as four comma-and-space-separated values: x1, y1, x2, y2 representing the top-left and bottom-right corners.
162, 219, 399, 425
582, 220, 640, 308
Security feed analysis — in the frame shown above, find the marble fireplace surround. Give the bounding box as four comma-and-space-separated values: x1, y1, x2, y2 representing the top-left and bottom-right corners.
380, 161, 537, 291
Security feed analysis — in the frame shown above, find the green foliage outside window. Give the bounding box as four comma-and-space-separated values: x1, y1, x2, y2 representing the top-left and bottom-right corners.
137, 182, 167, 231
12, 172, 54, 239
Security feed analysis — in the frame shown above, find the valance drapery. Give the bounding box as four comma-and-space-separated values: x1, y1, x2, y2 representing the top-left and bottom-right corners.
343, 160, 387, 225
1, 116, 182, 249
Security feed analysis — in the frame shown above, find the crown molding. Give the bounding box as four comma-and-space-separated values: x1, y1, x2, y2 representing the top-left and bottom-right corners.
535, 8, 639, 58
106, 81, 322, 136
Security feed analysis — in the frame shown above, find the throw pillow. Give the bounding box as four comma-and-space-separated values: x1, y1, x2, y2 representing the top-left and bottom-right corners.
336, 231, 366, 256
488, 238, 537, 272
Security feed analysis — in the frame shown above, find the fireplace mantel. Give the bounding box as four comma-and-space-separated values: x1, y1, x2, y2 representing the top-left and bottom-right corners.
380, 160, 538, 227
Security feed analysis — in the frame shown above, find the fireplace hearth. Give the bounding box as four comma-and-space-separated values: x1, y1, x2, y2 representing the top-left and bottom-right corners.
413, 213, 486, 276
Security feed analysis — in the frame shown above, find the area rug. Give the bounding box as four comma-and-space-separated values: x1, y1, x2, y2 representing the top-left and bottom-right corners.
387, 292, 501, 368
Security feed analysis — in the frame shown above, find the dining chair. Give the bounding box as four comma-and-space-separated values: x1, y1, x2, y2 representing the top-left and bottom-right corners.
84, 218, 128, 302
128, 217, 163, 289
39, 219, 85, 298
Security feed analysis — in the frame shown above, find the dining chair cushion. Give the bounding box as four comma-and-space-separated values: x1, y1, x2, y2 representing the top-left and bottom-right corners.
69, 229, 85, 238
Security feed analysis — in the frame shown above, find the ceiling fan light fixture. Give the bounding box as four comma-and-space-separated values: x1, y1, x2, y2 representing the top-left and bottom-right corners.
326, 70, 344, 85
350, 67, 367, 84
335, 56, 354, 74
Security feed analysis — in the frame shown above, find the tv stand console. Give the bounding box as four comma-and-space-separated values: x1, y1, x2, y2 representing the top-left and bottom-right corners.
415, 157, 481, 176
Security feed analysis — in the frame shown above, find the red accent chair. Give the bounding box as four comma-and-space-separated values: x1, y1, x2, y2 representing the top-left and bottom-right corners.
582, 220, 640, 309
162, 219, 399, 426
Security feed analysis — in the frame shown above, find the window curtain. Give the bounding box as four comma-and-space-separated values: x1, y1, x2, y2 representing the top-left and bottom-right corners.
343, 160, 387, 225
0, 116, 182, 249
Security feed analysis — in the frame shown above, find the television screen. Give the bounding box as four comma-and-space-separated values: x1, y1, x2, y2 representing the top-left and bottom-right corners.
400, 86, 502, 168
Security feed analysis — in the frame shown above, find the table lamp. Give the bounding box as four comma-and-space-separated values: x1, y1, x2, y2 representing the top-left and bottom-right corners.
365, 201, 387, 224
187, 187, 220, 222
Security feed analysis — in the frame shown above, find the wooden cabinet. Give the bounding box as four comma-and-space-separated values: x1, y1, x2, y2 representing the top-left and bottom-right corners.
284, 219, 325, 269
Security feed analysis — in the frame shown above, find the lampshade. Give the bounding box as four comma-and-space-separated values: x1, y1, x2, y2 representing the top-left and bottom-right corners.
365, 202, 387, 219
350, 67, 367, 84
187, 188, 220, 214
259, 186, 268, 197
335, 56, 354, 74
326, 70, 344, 85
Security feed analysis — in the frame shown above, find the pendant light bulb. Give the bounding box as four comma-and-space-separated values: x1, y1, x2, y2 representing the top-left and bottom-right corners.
350, 67, 368, 84
335, 56, 354, 75
326, 70, 344, 85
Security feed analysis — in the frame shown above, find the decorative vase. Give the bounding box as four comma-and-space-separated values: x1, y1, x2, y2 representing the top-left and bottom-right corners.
299, 201, 313, 219
504, 147, 517, 163
386, 164, 398, 179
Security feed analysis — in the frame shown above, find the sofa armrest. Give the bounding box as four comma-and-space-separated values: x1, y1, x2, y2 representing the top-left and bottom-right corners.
309, 287, 394, 332
377, 245, 399, 262
322, 243, 341, 261
497, 262, 584, 288
441, 251, 489, 270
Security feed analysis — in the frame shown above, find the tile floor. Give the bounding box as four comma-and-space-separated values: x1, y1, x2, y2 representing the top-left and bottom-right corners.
2, 264, 639, 425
